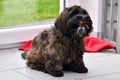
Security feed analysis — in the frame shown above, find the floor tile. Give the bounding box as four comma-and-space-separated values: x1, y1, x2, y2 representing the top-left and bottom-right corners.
0, 52, 26, 71
84, 51, 116, 59
83, 54, 120, 78
81, 73, 120, 80
15, 52, 120, 80
15, 68, 90, 80
0, 70, 32, 80
0, 49, 13, 55
0, 48, 120, 80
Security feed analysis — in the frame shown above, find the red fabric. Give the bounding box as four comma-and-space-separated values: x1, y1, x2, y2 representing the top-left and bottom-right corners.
84, 36, 115, 52
19, 40, 32, 51
19, 36, 115, 52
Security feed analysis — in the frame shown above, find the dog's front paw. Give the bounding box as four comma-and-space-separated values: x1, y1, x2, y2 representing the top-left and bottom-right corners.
50, 70, 64, 77
21, 52, 27, 59
77, 66, 88, 73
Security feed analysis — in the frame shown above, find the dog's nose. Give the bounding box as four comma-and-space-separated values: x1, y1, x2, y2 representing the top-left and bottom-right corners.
80, 21, 84, 24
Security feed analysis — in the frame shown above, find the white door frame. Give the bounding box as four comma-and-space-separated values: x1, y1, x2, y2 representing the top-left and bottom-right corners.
117, 0, 120, 53
60, 0, 65, 13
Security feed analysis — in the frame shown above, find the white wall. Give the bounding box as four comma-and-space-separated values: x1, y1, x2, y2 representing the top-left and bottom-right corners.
65, 0, 82, 7
65, 0, 103, 36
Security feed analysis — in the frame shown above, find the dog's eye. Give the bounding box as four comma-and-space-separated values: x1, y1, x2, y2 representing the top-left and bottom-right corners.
70, 13, 76, 17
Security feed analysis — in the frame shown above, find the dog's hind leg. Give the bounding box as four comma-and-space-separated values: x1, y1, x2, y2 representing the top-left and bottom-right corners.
25, 51, 45, 71
44, 55, 64, 77
26, 60, 45, 71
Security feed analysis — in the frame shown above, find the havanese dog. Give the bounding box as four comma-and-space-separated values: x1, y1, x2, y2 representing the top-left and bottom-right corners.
21, 5, 93, 77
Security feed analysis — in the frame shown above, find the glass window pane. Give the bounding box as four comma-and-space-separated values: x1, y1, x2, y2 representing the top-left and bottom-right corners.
0, 0, 59, 28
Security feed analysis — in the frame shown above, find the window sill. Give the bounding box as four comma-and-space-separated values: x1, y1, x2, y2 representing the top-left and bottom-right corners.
0, 24, 52, 48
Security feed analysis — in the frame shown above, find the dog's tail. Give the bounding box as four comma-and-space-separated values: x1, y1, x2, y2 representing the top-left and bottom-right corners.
21, 52, 27, 60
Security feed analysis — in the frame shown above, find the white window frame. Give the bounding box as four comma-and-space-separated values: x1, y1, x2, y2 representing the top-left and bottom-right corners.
117, 0, 120, 53
0, 0, 65, 49
0, 24, 52, 48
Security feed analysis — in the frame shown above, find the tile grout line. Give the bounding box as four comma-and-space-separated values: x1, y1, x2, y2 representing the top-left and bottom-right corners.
0, 48, 34, 79
0, 50, 15, 55
76, 72, 120, 80
0, 66, 27, 72
13, 69, 34, 80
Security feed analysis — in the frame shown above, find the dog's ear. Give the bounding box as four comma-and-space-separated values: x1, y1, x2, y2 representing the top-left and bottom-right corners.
86, 20, 93, 36
55, 8, 69, 31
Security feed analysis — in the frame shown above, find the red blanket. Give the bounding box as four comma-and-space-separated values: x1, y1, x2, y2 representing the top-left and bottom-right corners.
84, 36, 115, 52
19, 36, 115, 52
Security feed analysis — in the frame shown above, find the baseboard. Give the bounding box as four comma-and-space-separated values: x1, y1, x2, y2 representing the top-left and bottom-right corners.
0, 42, 25, 50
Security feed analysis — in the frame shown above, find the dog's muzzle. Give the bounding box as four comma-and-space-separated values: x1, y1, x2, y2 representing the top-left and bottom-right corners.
76, 23, 89, 38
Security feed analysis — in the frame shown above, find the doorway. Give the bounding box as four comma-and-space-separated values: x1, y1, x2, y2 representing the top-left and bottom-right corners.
102, 0, 120, 53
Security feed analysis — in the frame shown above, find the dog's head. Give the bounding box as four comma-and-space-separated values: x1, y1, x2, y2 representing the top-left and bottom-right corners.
55, 5, 93, 38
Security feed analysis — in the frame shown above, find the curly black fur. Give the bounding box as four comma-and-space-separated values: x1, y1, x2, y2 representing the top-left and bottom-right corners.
21, 5, 93, 77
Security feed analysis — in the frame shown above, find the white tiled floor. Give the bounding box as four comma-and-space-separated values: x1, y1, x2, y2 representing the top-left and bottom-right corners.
0, 48, 120, 80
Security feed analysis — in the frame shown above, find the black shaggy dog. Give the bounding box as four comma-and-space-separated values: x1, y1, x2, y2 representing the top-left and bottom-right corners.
22, 5, 93, 77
